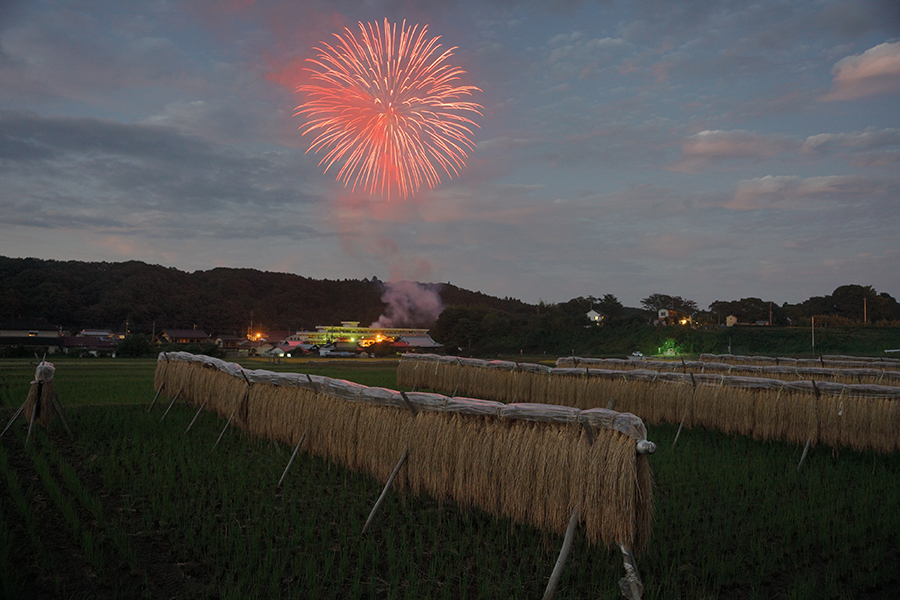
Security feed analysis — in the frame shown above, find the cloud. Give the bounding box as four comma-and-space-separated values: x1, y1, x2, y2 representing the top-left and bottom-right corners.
726, 174, 879, 210
821, 41, 900, 101
0, 111, 321, 238
667, 130, 796, 173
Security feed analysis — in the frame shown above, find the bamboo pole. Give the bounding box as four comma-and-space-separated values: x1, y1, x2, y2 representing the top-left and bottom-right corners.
213, 411, 235, 449
147, 383, 165, 412
160, 388, 182, 422
361, 447, 410, 535
277, 430, 308, 487
541, 508, 579, 600
0, 403, 25, 438
184, 400, 208, 434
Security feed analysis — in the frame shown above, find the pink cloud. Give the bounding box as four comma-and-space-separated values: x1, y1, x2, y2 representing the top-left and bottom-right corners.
821, 41, 900, 101
725, 175, 871, 210
667, 130, 795, 173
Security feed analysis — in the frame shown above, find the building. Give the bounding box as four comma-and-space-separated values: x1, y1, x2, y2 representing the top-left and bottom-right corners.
288, 321, 441, 351
158, 329, 211, 344
62, 335, 118, 356
656, 309, 693, 327
0, 318, 63, 353
215, 335, 246, 351
586, 309, 606, 325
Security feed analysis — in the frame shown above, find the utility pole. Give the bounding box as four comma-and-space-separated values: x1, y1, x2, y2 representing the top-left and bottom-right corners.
811, 316, 815, 356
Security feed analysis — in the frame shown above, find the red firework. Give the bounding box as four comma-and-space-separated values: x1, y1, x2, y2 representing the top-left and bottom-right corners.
296, 19, 482, 200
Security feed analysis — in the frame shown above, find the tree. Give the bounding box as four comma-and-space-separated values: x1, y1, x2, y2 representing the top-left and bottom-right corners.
641, 294, 698, 315
597, 294, 624, 318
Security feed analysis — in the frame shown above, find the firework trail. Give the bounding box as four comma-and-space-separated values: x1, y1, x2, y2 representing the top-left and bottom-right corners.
296, 19, 482, 200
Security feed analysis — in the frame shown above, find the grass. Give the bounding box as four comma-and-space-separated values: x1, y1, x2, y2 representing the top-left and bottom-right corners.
1, 356, 899, 598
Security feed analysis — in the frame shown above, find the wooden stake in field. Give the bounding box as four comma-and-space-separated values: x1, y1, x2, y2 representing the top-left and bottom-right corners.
361, 447, 410, 535
797, 380, 820, 471
542, 508, 579, 600
1, 360, 72, 447
160, 388, 183, 422
147, 383, 165, 412
277, 430, 308, 487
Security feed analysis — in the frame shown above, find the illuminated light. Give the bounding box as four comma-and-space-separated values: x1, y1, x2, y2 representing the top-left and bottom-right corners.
296, 19, 482, 200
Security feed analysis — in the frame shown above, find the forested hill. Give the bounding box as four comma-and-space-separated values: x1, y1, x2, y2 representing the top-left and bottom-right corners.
0, 256, 532, 334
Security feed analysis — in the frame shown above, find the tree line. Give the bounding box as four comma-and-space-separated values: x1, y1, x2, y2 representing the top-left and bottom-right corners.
0, 256, 526, 335
2, 256, 897, 357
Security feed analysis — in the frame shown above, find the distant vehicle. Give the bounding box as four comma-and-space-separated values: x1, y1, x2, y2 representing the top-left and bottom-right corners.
630, 351, 644, 360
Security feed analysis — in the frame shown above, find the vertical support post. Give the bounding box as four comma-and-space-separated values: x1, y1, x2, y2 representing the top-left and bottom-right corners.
160, 388, 182, 422
24, 383, 41, 448
541, 508, 579, 600
361, 447, 409, 535
673, 373, 696, 449
147, 383, 165, 412
798, 380, 820, 471
184, 401, 208, 434
277, 430, 308, 487
618, 543, 644, 600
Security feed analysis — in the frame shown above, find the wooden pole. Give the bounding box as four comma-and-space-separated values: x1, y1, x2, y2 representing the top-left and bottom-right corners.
798, 379, 820, 471
797, 437, 812, 471
147, 383, 165, 412
0, 403, 26, 438
160, 388, 182, 422
277, 430, 308, 487
399, 391, 417, 415
673, 375, 696, 449
361, 447, 409, 535
581, 421, 594, 446
672, 409, 688, 449
213, 411, 235, 449
541, 508, 579, 600
184, 401, 208, 434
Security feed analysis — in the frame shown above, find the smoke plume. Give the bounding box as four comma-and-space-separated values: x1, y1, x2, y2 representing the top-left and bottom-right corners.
371, 280, 443, 328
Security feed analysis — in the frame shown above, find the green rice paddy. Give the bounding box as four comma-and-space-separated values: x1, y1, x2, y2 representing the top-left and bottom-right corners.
1, 357, 898, 599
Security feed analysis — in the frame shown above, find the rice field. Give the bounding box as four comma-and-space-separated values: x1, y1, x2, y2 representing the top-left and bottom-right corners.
1, 356, 899, 599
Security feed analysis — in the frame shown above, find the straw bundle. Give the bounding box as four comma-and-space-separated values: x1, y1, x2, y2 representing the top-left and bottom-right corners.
23, 361, 57, 428
154, 352, 654, 554
399, 354, 900, 453
557, 356, 900, 386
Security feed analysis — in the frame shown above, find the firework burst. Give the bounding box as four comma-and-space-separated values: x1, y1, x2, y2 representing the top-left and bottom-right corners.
296, 19, 482, 200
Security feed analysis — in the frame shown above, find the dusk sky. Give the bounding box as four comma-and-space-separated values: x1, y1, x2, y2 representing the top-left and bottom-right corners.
2, 0, 899, 309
